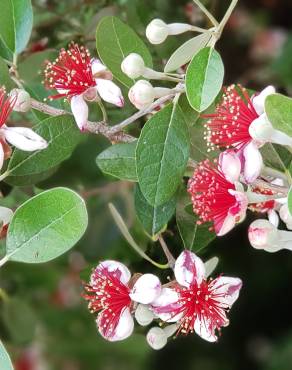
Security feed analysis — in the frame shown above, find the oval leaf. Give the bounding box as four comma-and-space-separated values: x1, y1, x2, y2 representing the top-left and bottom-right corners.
6, 187, 88, 263
186, 47, 224, 112
265, 93, 292, 137
97, 141, 137, 181
134, 185, 176, 236
164, 33, 211, 73
0, 341, 13, 370
136, 103, 190, 207
96, 16, 152, 88
0, 0, 33, 58
6, 116, 83, 186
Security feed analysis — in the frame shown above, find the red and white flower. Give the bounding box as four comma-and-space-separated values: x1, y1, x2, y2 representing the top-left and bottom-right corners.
44, 43, 124, 130
204, 85, 292, 183
83, 260, 161, 342
151, 250, 242, 342
188, 152, 248, 236
0, 88, 47, 171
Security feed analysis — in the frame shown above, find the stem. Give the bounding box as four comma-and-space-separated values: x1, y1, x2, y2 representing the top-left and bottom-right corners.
157, 235, 176, 269
0, 288, 9, 302
0, 254, 9, 268
192, 0, 219, 27
0, 171, 10, 182
97, 100, 108, 122
218, 0, 238, 33
261, 166, 288, 182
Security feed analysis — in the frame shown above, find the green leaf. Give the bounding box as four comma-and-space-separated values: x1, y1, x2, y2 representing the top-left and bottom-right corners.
96, 16, 152, 88
134, 185, 176, 236
164, 33, 211, 73
6, 116, 83, 186
0, 0, 33, 58
288, 187, 292, 216
176, 187, 215, 252
97, 141, 137, 181
0, 57, 14, 89
0, 341, 13, 370
5, 187, 88, 263
260, 143, 291, 173
265, 93, 292, 137
186, 47, 224, 112
136, 103, 190, 207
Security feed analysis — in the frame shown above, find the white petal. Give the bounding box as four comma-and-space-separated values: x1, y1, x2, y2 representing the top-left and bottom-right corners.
204, 257, 219, 278
70, 95, 88, 130
92, 260, 131, 285
252, 85, 276, 115
0, 206, 13, 226
268, 209, 279, 228
151, 288, 182, 322
96, 79, 124, 107
219, 151, 241, 183
130, 274, 161, 304
135, 304, 155, 326
211, 276, 242, 307
217, 214, 236, 236
3, 127, 48, 151
91, 59, 107, 75
0, 143, 4, 170
279, 204, 292, 225
174, 250, 205, 287
146, 327, 167, 350
194, 318, 217, 343
242, 141, 263, 183
98, 308, 134, 342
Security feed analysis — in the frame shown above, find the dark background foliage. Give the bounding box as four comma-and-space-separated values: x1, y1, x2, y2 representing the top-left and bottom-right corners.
1, 0, 292, 369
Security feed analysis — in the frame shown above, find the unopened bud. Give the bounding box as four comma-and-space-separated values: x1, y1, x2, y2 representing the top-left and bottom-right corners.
135, 304, 154, 326
279, 204, 292, 230
128, 80, 155, 109
10, 89, 31, 112
248, 219, 280, 252
121, 53, 145, 79
146, 19, 169, 45
146, 327, 167, 350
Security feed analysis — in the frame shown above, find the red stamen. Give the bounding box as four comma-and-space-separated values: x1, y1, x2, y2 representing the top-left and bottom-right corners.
0, 88, 16, 127
83, 266, 131, 338
249, 186, 275, 213
44, 43, 96, 99
204, 85, 259, 151
188, 159, 237, 231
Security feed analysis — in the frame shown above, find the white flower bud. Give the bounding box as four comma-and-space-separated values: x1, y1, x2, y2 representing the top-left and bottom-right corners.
10, 89, 31, 112
121, 53, 145, 79
128, 80, 155, 109
279, 204, 292, 230
135, 304, 154, 326
146, 327, 167, 350
146, 19, 169, 45
248, 219, 280, 252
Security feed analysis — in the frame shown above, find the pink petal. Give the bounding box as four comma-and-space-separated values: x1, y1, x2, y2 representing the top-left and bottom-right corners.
216, 214, 236, 236
219, 151, 241, 183
174, 250, 205, 287
70, 94, 89, 130
91, 59, 107, 75
97, 307, 134, 342
151, 288, 182, 322
242, 141, 263, 183
252, 85, 275, 115
96, 79, 124, 107
130, 273, 161, 304
211, 276, 242, 307
0, 143, 4, 170
194, 318, 217, 343
92, 260, 131, 285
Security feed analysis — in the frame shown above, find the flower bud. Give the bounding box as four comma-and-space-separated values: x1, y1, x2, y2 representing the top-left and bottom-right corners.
121, 53, 145, 79
146, 19, 169, 45
279, 204, 292, 230
128, 80, 155, 109
135, 304, 154, 326
248, 219, 280, 252
219, 151, 241, 183
146, 327, 167, 350
130, 273, 161, 304
10, 89, 31, 112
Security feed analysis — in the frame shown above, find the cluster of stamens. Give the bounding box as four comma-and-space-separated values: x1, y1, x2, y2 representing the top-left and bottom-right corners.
0, 87, 16, 127
83, 266, 131, 338
44, 42, 96, 100
203, 84, 259, 152
188, 159, 237, 230
248, 186, 275, 213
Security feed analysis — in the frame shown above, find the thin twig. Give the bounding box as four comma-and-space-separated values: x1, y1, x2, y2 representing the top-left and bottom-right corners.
193, 0, 219, 27
158, 235, 176, 269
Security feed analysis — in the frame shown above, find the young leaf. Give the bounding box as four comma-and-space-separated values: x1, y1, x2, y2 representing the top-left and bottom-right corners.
265, 93, 292, 137
164, 33, 211, 73
134, 185, 176, 236
176, 187, 215, 252
0, 341, 13, 370
5, 188, 88, 263
97, 141, 138, 181
6, 116, 83, 186
136, 103, 190, 207
96, 16, 152, 88
0, 0, 33, 58
186, 47, 224, 112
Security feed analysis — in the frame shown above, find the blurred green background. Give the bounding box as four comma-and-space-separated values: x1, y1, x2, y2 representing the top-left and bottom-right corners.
1, 0, 292, 369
